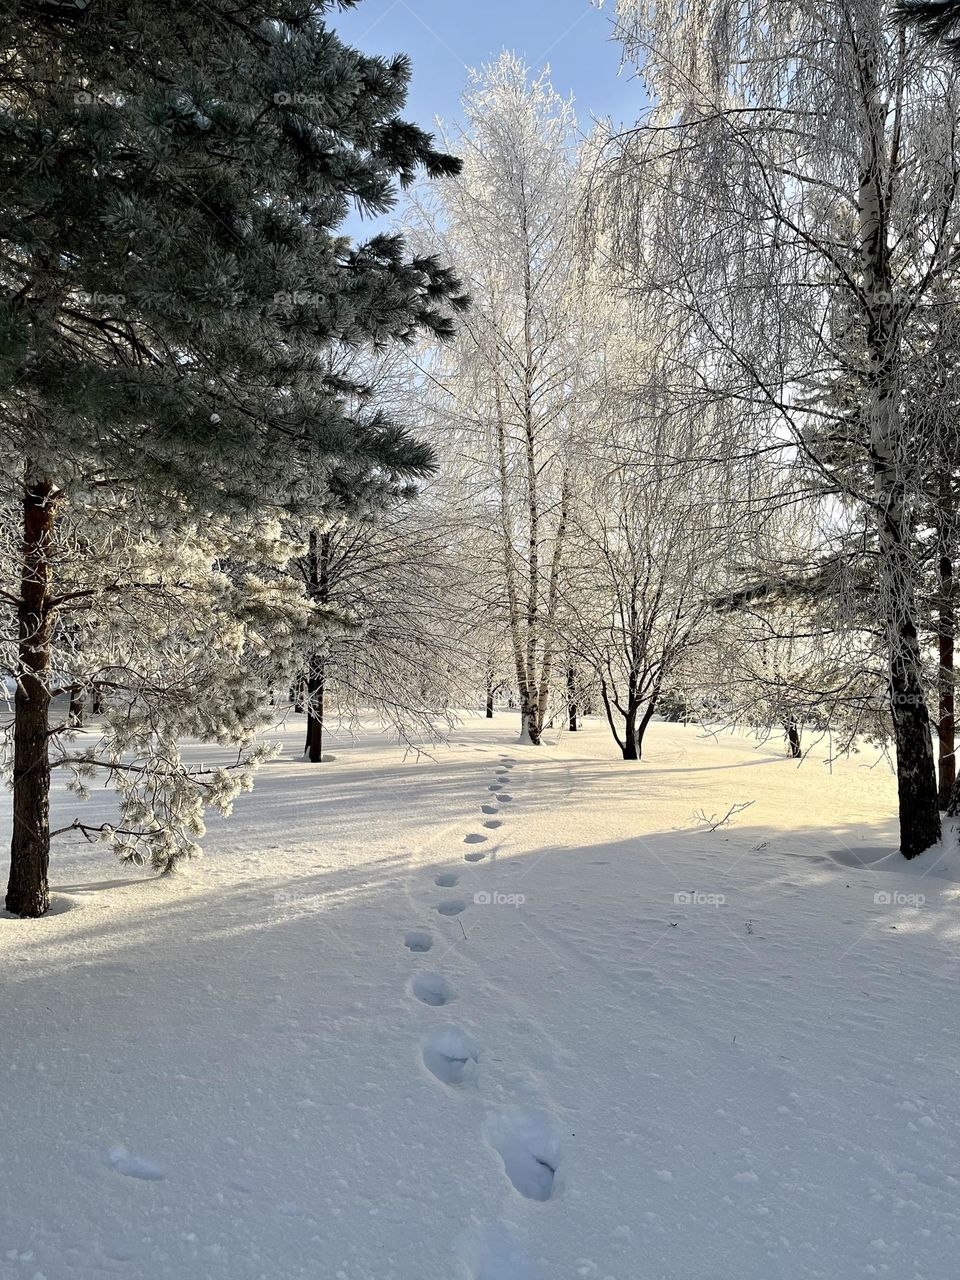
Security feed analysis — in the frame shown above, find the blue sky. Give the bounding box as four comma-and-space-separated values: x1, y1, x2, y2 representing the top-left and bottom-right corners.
332, 0, 643, 142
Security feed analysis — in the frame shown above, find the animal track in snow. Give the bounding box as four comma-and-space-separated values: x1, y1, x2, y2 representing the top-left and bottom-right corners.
435, 873, 460, 887
489, 784, 504, 792
411, 972, 456, 1007
496, 794, 513, 803
481, 804, 500, 815
484, 1110, 561, 1201
464, 833, 488, 844
404, 930, 433, 953
483, 820, 504, 830
421, 1025, 480, 1086
437, 899, 468, 916
464, 850, 486, 863
107, 1147, 166, 1181
473, 1230, 537, 1280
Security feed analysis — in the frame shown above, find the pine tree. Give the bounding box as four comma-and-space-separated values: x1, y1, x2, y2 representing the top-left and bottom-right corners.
896, 2, 960, 55
0, 0, 466, 916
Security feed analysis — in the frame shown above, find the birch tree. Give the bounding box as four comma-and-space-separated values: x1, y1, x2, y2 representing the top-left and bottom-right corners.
602, 0, 960, 857
417, 56, 586, 745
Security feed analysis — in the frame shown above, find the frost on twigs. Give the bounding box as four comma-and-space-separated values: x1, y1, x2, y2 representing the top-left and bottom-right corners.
691, 800, 756, 833
0, 497, 322, 874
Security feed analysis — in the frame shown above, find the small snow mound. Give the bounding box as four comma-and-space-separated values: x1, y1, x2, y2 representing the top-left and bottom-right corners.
107, 1146, 166, 1181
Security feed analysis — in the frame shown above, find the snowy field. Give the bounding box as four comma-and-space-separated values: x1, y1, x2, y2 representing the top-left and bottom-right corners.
2, 714, 959, 1280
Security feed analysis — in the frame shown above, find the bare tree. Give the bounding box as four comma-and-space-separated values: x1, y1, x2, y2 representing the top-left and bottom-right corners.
415, 56, 588, 744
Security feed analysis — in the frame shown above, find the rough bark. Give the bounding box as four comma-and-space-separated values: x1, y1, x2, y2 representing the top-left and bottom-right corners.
858, 39, 941, 858
6, 472, 59, 917
622, 702, 639, 760
566, 666, 578, 732
303, 529, 331, 763
305, 655, 325, 763
938, 540, 955, 809
786, 720, 802, 759
69, 684, 85, 728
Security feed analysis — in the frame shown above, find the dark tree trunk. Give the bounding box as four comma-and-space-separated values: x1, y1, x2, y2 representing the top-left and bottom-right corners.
567, 666, 578, 732
890, 621, 942, 858
786, 720, 802, 759
635, 699, 658, 761
485, 676, 494, 719
938, 548, 955, 810
69, 684, 85, 728
92, 685, 105, 715
622, 703, 639, 761
303, 528, 331, 763
305, 655, 325, 763
7, 473, 59, 918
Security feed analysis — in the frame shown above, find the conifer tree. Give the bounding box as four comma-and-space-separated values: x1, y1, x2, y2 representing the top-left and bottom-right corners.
0, 0, 466, 915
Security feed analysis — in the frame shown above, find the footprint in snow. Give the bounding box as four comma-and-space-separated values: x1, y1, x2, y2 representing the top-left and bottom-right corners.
437, 899, 468, 916
484, 1110, 561, 1202
421, 1025, 480, 1086
107, 1147, 166, 1181
411, 972, 456, 1007
464, 833, 488, 845
483, 820, 504, 830
464, 851, 486, 863
404, 930, 433, 953
497, 794, 513, 803
489, 784, 504, 792
435, 873, 460, 887
481, 804, 499, 815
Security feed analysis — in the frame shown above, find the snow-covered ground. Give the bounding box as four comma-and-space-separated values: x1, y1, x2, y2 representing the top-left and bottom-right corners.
2, 715, 959, 1280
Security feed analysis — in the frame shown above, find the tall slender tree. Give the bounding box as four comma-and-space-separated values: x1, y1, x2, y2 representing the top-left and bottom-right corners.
416, 57, 586, 744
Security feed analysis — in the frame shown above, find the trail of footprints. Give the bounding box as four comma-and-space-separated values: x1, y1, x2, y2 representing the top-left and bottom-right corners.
401, 751, 564, 1277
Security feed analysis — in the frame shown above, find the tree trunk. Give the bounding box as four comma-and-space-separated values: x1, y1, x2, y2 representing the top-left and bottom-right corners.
485, 675, 495, 719
635, 699, 658, 761
92, 685, 105, 715
69, 684, 85, 728
938, 536, 955, 810
567, 667, 578, 732
622, 703, 639, 761
520, 702, 542, 746
890, 629, 942, 857
305, 655, 325, 763
786, 720, 802, 759
858, 40, 940, 859
6, 472, 59, 918
303, 528, 330, 763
